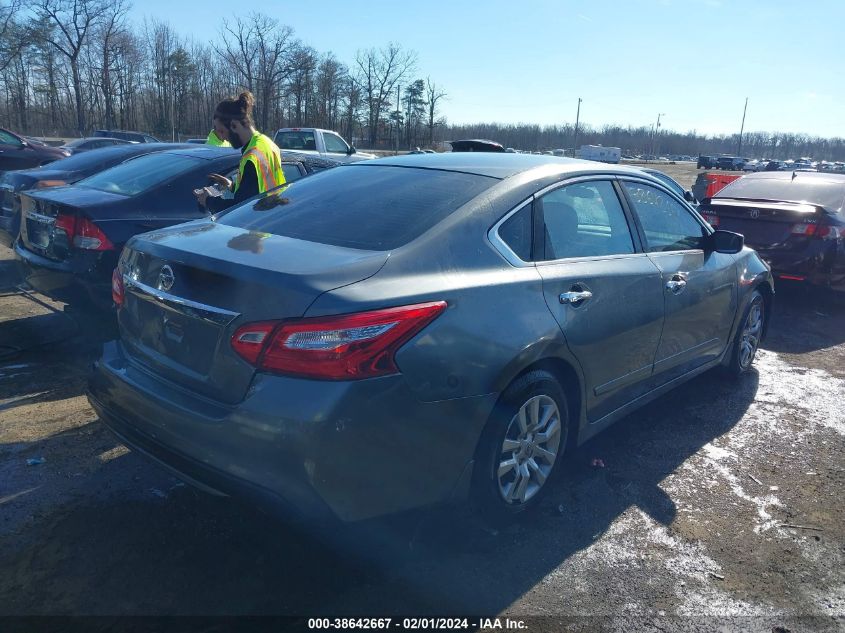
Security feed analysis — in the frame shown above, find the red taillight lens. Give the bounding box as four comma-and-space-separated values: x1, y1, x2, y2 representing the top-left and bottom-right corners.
231, 321, 278, 365
231, 301, 447, 380
111, 268, 124, 308
791, 223, 817, 236
54, 212, 114, 250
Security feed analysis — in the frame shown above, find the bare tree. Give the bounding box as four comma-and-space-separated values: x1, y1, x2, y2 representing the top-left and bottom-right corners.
0, 0, 24, 72
34, 0, 108, 133
97, 0, 129, 129
354, 43, 416, 147
425, 77, 446, 147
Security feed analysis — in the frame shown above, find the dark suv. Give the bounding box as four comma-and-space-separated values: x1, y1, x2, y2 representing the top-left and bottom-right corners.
0, 128, 70, 172
93, 130, 160, 143
717, 156, 745, 171
697, 155, 717, 169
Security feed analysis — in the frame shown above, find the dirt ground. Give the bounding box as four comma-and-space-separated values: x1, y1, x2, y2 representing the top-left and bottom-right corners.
1, 209, 844, 632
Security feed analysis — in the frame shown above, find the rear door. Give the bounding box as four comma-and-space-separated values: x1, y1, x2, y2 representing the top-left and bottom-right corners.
0, 130, 34, 171
534, 178, 665, 422
620, 178, 737, 383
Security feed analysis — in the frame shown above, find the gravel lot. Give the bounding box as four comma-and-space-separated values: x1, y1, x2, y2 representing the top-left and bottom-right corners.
1, 173, 844, 633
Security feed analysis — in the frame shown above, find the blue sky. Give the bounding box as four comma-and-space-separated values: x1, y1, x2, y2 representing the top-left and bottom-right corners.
130, 0, 843, 138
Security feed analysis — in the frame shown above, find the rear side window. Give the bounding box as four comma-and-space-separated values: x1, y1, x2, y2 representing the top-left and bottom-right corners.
281, 163, 305, 183
78, 153, 200, 196
539, 180, 635, 260
219, 165, 496, 250
498, 204, 533, 261
623, 181, 706, 252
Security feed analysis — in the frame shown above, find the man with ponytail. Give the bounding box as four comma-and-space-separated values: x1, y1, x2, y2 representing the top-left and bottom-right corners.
195, 91, 285, 211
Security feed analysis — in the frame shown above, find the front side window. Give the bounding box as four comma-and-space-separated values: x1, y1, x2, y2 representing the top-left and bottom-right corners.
539, 180, 635, 260
323, 133, 349, 154
623, 181, 706, 252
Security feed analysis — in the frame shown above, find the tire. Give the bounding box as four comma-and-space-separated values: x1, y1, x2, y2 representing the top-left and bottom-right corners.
726, 290, 765, 375
472, 370, 569, 523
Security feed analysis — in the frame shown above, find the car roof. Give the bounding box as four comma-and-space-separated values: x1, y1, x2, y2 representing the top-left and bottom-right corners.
163, 146, 240, 160
353, 152, 655, 180
739, 171, 845, 183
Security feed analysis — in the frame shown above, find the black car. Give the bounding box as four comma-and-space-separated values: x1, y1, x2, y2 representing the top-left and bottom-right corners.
93, 129, 161, 143
699, 171, 845, 293
0, 143, 194, 248
450, 139, 505, 152
60, 137, 133, 154
0, 128, 70, 173
697, 155, 717, 169
15, 147, 339, 309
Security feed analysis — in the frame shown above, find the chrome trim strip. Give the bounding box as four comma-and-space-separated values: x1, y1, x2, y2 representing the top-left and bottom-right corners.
123, 277, 240, 327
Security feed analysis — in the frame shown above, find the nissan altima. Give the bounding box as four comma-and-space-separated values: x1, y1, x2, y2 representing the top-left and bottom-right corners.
88, 154, 773, 523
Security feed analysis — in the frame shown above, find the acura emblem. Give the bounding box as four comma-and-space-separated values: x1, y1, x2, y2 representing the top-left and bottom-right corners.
749, 209, 760, 219
158, 264, 175, 291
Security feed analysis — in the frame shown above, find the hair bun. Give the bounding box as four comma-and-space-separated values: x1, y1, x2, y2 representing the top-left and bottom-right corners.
238, 91, 255, 113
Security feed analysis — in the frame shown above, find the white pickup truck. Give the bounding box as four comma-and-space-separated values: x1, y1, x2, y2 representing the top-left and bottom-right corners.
272, 128, 377, 163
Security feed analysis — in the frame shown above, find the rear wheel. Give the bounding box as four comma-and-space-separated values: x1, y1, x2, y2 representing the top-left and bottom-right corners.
727, 290, 765, 375
472, 371, 569, 522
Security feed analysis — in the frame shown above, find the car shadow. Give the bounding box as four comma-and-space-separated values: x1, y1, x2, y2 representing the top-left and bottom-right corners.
762, 283, 845, 354
0, 366, 760, 617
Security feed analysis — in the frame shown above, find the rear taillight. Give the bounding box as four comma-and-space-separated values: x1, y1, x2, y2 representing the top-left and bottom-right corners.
792, 223, 841, 239
111, 268, 124, 308
54, 212, 114, 250
702, 213, 720, 228
231, 301, 447, 380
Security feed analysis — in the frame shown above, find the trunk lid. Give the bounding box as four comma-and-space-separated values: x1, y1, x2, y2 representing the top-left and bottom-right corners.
701, 198, 828, 250
118, 221, 390, 403
19, 187, 124, 261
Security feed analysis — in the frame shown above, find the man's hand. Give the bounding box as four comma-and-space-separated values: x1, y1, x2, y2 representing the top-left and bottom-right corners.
208, 173, 232, 189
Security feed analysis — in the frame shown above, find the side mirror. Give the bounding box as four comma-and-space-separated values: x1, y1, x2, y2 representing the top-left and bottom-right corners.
684, 190, 696, 203
708, 229, 744, 254
347, 145, 356, 155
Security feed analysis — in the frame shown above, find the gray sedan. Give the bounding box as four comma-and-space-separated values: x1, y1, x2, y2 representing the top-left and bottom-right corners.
88, 154, 773, 523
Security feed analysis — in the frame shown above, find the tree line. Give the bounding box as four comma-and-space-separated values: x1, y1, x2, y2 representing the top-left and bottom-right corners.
1, 0, 842, 160
0, 0, 447, 148
445, 123, 845, 162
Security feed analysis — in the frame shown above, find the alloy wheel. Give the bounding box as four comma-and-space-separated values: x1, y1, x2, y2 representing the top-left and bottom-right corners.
497, 395, 562, 505
740, 301, 764, 369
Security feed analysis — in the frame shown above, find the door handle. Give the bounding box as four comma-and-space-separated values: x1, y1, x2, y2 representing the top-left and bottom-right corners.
559, 290, 593, 305
665, 273, 687, 295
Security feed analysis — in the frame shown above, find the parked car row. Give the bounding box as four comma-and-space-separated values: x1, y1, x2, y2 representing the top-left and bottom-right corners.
3, 143, 342, 308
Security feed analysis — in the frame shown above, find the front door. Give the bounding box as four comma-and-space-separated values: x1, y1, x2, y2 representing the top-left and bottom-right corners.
619, 179, 737, 383
535, 179, 665, 422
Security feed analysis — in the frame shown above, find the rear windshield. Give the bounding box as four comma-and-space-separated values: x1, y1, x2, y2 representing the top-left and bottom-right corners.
77, 152, 200, 196
274, 130, 317, 151
37, 145, 152, 174
716, 175, 845, 213
219, 165, 497, 250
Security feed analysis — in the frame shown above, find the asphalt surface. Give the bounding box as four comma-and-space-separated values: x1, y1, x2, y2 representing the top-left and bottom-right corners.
1, 199, 844, 633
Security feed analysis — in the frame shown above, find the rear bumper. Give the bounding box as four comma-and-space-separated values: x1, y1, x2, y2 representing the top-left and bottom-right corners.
14, 240, 113, 306
756, 242, 845, 292
88, 340, 497, 522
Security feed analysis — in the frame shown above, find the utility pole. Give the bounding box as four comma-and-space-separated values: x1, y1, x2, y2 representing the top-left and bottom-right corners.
737, 97, 748, 156
651, 113, 665, 160
171, 66, 177, 142
395, 84, 400, 155
573, 97, 582, 155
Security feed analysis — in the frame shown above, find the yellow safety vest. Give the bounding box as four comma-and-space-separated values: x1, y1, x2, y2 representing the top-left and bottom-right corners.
206, 130, 230, 147
234, 132, 285, 194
